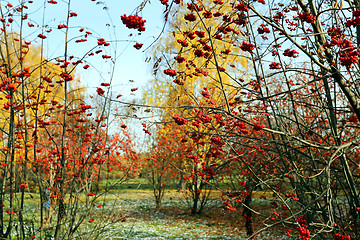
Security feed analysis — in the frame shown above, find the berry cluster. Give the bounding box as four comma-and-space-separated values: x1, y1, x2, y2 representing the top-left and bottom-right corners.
195, 68, 208, 77
164, 69, 177, 77
297, 12, 316, 23
57, 24, 67, 29
257, 24, 270, 34
174, 55, 186, 63
338, 39, 360, 68
184, 14, 196, 22
60, 72, 73, 82
269, 62, 281, 69
345, 9, 360, 27
333, 233, 350, 240
133, 43, 143, 50
96, 88, 105, 96
177, 39, 189, 47
194, 49, 205, 57
283, 48, 299, 58
97, 38, 110, 46
234, 3, 248, 12
240, 41, 255, 53
160, 0, 169, 6
173, 115, 188, 125
121, 14, 146, 32
173, 79, 184, 85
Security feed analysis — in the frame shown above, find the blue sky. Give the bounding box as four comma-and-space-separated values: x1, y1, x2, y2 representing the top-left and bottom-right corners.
23, 0, 165, 96
6, 0, 168, 145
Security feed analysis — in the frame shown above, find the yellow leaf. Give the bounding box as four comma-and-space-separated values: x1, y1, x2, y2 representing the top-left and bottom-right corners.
334, 0, 343, 9
318, 45, 326, 58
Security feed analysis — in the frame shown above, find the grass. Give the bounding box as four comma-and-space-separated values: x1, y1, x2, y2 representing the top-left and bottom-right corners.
3, 179, 299, 239
88, 189, 244, 239
79, 189, 296, 239
99, 178, 178, 191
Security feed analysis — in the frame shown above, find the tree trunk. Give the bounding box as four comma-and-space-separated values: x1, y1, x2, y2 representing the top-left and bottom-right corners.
242, 191, 253, 236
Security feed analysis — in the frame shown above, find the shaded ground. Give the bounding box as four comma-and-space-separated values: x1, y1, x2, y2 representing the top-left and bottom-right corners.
12, 179, 299, 239
92, 189, 295, 239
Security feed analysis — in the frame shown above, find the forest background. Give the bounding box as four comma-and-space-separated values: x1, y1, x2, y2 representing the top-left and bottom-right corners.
0, 0, 359, 240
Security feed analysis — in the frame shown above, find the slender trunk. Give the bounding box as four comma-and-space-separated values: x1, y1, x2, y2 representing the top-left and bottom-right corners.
155, 197, 161, 209
191, 182, 200, 215
191, 193, 199, 215
177, 175, 184, 192
242, 191, 253, 237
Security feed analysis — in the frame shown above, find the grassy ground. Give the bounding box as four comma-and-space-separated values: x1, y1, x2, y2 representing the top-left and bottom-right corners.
97, 189, 241, 239
80, 188, 295, 240
10, 179, 297, 239
99, 178, 177, 191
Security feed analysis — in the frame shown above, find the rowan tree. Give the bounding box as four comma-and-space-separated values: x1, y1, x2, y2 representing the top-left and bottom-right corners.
0, 1, 140, 239
140, 0, 360, 239
143, 123, 184, 208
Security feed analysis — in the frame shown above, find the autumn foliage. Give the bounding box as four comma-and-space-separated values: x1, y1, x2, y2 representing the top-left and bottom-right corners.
142, 0, 360, 239
0, 1, 139, 239
1, 0, 360, 239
